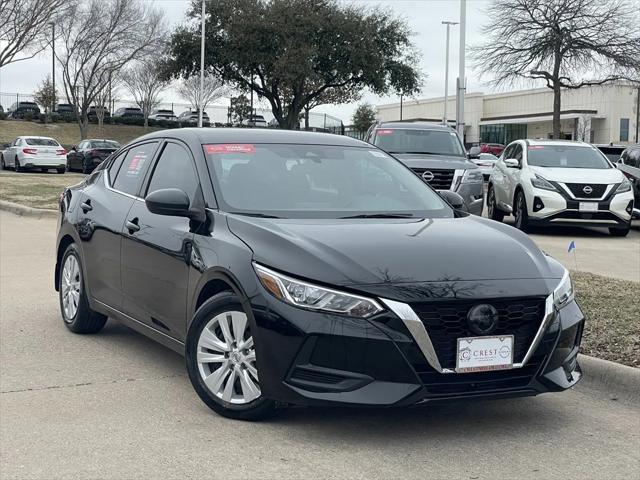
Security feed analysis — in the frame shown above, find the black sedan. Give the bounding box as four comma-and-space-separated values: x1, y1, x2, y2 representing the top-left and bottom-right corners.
66, 139, 120, 173
55, 128, 584, 420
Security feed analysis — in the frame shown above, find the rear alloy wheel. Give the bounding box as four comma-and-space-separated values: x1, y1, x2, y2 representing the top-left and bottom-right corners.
186, 292, 277, 420
14, 158, 23, 172
487, 186, 504, 222
514, 191, 530, 232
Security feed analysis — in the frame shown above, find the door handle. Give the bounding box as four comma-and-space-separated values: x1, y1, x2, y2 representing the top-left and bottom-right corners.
126, 218, 140, 233
80, 199, 92, 213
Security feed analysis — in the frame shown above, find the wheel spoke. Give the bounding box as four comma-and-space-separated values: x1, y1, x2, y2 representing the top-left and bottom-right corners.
244, 350, 256, 363
198, 327, 230, 352
245, 362, 259, 381
204, 363, 230, 393
231, 312, 247, 345
240, 336, 253, 350
239, 369, 260, 402
197, 351, 225, 364
219, 314, 234, 346
222, 367, 237, 401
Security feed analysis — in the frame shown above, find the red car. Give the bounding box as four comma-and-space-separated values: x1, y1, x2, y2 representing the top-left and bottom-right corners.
480, 143, 505, 156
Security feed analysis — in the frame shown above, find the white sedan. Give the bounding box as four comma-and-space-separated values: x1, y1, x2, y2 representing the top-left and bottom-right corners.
471, 153, 499, 180
1, 136, 67, 173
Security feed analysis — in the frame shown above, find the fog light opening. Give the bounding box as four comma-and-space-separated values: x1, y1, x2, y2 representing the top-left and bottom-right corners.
533, 197, 545, 212
625, 200, 634, 215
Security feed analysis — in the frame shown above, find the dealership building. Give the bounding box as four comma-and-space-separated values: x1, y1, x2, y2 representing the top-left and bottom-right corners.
375, 83, 639, 147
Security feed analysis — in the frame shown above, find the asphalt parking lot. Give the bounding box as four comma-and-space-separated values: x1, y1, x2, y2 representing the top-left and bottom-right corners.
1, 210, 639, 479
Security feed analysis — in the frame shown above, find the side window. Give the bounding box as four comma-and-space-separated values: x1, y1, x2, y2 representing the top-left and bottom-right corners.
512, 144, 523, 162
502, 144, 514, 160
112, 142, 158, 196
107, 151, 127, 185
146, 142, 199, 201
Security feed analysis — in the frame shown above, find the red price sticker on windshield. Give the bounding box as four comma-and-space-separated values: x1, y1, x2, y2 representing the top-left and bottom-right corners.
528, 146, 546, 150
376, 129, 395, 136
206, 144, 256, 154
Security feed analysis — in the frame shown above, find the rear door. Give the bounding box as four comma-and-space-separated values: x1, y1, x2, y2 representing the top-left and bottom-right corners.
77, 142, 158, 310
120, 140, 201, 340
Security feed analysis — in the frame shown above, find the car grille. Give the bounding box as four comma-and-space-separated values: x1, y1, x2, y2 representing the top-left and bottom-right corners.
564, 183, 608, 199
410, 168, 455, 189
410, 298, 546, 370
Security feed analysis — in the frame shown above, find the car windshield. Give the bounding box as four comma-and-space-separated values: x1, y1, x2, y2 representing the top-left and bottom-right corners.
528, 145, 611, 169
90, 140, 119, 148
374, 128, 466, 157
205, 143, 452, 219
25, 138, 59, 146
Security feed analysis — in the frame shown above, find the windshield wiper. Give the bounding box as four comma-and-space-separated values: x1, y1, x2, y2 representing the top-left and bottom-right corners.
230, 212, 283, 219
339, 213, 415, 219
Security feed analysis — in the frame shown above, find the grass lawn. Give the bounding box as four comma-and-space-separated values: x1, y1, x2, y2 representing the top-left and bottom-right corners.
0, 119, 161, 147
573, 271, 639, 368
0, 171, 84, 209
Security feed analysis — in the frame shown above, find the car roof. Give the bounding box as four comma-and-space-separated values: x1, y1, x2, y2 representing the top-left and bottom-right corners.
19, 135, 58, 140
524, 139, 593, 147
85, 138, 119, 142
131, 128, 370, 147
377, 121, 452, 131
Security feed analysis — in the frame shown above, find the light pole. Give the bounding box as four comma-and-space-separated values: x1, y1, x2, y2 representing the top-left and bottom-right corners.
456, 0, 467, 140
198, 0, 206, 128
442, 21, 458, 126
399, 93, 403, 120
50, 22, 55, 114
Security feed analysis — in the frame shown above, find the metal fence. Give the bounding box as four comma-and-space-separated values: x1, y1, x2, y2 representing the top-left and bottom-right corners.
0, 92, 344, 134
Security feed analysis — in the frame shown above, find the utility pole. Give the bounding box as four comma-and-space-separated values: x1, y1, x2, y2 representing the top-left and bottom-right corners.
455, 0, 466, 141
399, 93, 404, 121
50, 22, 55, 114
198, 0, 206, 128
442, 21, 458, 126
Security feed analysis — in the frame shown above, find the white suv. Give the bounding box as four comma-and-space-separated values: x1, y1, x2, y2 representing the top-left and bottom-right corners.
487, 139, 634, 236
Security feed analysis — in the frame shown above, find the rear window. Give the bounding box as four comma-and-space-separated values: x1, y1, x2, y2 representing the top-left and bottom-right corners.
374, 128, 466, 157
528, 145, 611, 169
25, 138, 59, 146
90, 140, 120, 149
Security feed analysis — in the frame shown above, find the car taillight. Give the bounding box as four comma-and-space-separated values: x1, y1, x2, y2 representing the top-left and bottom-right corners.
22, 148, 37, 154
57, 148, 67, 155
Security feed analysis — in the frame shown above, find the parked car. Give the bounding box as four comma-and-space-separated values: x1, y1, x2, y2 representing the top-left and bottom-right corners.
55, 128, 584, 420
178, 110, 210, 127
471, 153, 499, 180
480, 143, 506, 156
113, 107, 143, 119
467, 145, 481, 158
365, 122, 484, 215
7, 101, 41, 119
87, 106, 111, 122
149, 109, 178, 122
617, 144, 640, 219
487, 139, 634, 236
55, 103, 76, 120
0, 104, 4, 113
594, 143, 626, 163
66, 139, 121, 173
1, 136, 66, 173
241, 114, 267, 127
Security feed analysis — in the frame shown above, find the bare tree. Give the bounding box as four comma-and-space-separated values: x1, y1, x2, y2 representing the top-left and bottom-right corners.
176, 73, 230, 114
0, 0, 70, 67
57, 0, 165, 138
121, 62, 170, 127
472, 0, 640, 138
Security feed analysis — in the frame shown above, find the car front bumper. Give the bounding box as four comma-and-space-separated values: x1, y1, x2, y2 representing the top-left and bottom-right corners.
250, 285, 584, 408
526, 187, 634, 228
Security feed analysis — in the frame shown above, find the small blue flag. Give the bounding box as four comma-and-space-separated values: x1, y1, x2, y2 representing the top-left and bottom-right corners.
568, 241, 576, 253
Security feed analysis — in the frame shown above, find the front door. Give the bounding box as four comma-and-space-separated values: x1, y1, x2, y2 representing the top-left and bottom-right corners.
121, 141, 201, 341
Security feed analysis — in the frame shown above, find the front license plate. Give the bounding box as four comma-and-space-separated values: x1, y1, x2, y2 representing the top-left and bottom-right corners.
579, 202, 598, 212
456, 335, 514, 373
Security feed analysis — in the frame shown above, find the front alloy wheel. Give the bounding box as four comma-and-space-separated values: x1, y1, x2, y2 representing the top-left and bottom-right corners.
514, 191, 530, 232
186, 292, 277, 420
61, 254, 81, 320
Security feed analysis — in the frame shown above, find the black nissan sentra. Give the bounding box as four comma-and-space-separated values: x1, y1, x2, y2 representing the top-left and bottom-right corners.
55, 128, 584, 420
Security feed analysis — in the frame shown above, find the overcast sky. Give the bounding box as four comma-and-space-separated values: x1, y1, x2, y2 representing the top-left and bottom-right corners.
0, 0, 503, 122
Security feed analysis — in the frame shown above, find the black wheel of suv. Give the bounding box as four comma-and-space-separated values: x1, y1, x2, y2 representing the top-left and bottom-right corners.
14, 157, 23, 172
59, 243, 107, 334
56, 168, 65, 174
513, 191, 530, 232
609, 225, 630, 237
1, 155, 6, 170
185, 291, 278, 420
487, 186, 504, 222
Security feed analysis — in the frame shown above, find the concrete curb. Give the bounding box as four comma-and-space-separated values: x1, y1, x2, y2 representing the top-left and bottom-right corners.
0, 200, 58, 219
578, 354, 640, 403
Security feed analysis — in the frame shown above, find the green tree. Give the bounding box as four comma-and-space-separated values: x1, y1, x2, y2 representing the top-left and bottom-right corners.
33, 75, 57, 121
229, 94, 252, 125
352, 103, 376, 136
165, 0, 421, 129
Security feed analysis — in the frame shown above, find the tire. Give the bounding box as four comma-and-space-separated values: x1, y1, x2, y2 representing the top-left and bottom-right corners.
59, 243, 107, 334
513, 190, 531, 232
609, 225, 630, 237
57, 168, 65, 174
1, 155, 6, 170
185, 291, 278, 420
82, 162, 92, 174
487, 186, 505, 222
14, 157, 23, 172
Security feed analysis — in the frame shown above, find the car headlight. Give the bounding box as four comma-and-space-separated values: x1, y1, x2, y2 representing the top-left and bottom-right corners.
253, 263, 384, 318
553, 269, 574, 310
615, 179, 632, 193
531, 174, 557, 191
461, 169, 483, 184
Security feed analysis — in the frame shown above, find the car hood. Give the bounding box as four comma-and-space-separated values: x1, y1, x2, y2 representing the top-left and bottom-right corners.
227, 214, 560, 293
529, 166, 623, 184
392, 153, 477, 170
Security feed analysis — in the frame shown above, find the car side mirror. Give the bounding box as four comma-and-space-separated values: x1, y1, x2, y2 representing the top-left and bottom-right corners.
146, 188, 193, 218
504, 158, 520, 168
439, 190, 466, 211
